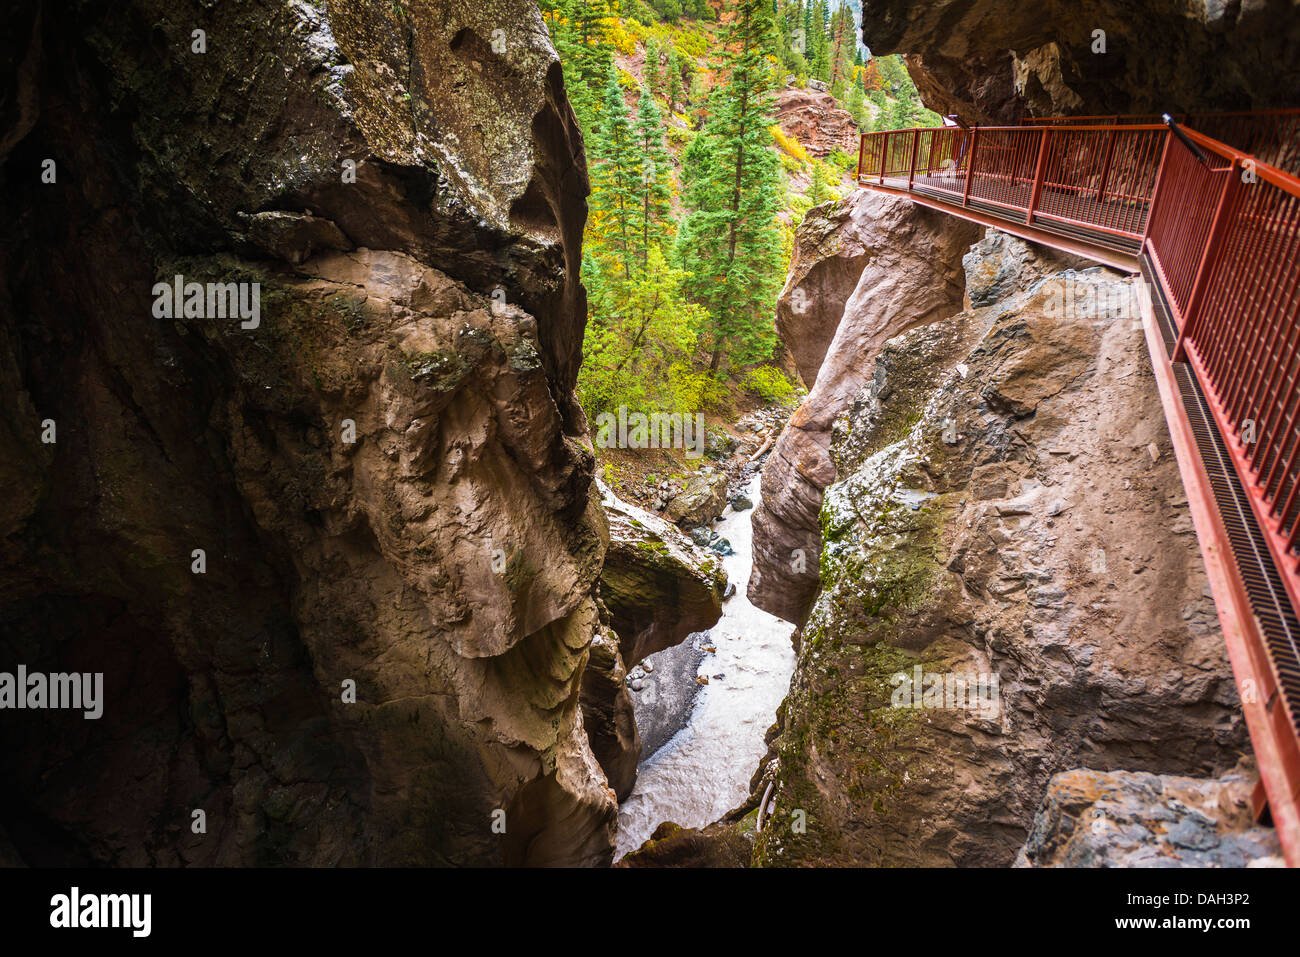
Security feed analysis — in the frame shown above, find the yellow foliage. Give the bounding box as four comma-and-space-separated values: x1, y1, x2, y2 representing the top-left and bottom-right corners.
771, 126, 810, 165
608, 20, 637, 57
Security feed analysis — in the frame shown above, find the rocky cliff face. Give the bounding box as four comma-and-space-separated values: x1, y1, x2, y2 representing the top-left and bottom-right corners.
749, 190, 979, 624
748, 234, 1249, 866
861, 0, 1300, 122
0, 0, 612, 866
775, 86, 859, 158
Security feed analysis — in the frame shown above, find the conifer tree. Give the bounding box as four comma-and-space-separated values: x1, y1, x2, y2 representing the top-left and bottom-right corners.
645, 37, 662, 95
666, 47, 682, 108
676, 0, 783, 373
588, 66, 644, 280
564, 0, 617, 133
634, 89, 674, 265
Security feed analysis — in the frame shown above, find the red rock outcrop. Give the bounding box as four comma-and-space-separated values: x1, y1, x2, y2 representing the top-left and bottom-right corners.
775, 86, 859, 157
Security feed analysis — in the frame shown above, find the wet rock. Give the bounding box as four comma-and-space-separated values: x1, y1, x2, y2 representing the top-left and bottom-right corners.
689, 527, 715, 548
616, 820, 753, 868
665, 474, 729, 527
1015, 767, 1281, 867
709, 538, 735, 557
599, 486, 727, 667
729, 494, 754, 512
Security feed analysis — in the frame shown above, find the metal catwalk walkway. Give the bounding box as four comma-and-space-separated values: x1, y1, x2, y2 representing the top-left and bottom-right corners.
857, 111, 1300, 865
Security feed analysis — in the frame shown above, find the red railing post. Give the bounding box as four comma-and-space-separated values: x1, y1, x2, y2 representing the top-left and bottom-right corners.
1141, 130, 1174, 243
907, 127, 920, 190
879, 132, 887, 185
1172, 156, 1241, 362
1026, 126, 1051, 223
962, 127, 980, 207
1095, 128, 1118, 201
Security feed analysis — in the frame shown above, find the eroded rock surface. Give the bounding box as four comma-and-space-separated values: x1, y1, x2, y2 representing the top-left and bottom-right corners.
1016, 766, 1282, 867
775, 86, 859, 158
750, 235, 1249, 866
749, 190, 979, 624
861, 0, 1300, 122
0, 0, 612, 866
599, 487, 727, 668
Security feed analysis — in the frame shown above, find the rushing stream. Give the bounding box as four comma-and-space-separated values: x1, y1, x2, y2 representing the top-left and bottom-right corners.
615, 473, 796, 859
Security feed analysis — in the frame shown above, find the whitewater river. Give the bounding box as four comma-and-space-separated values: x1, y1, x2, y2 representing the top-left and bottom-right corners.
615, 473, 796, 859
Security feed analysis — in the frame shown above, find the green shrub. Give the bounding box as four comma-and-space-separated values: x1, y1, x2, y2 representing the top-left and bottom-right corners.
742, 365, 799, 404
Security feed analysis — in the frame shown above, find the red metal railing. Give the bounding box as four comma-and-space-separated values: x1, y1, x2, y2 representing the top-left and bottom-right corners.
1024, 110, 1300, 175
1149, 129, 1300, 604
856, 113, 1300, 864
858, 122, 1168, 249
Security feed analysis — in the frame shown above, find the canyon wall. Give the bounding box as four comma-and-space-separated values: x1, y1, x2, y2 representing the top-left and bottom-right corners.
753, 235, 1249, 864
0, 0, 614, 866
677, 233, 1256, 867
749, 190, 979, 624
861, 0, 1300, 122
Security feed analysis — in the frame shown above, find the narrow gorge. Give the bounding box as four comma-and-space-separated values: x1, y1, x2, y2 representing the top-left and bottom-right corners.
0, 0, 1296, 876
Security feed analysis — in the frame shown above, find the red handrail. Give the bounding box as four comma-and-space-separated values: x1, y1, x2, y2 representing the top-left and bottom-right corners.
858, 122, 1169, 246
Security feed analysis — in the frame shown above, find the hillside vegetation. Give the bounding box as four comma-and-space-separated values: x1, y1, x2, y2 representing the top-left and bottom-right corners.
540, 0, 937, 421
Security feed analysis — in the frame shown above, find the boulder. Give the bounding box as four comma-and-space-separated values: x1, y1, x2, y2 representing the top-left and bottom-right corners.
665, 473, 729, 527
598, 486, 727, 668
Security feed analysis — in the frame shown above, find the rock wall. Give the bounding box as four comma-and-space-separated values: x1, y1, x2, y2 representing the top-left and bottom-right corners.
749, 234, 1249, 866
749, 190, 979, 624
1016, 766, 1282, 867
775, 86, 859, 158
0, 0, 611, 866
861, 0, 1300, 122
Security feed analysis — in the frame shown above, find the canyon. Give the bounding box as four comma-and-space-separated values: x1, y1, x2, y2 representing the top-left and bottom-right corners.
1, 0, 1296, 868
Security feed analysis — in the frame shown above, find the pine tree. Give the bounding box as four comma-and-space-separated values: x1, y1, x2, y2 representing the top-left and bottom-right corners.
808, 0, 830, 80
829, 4, 854, 96
564, 0, 617, 133
588, 66, 644, 280
666, 47, 682, 109
634, 88, 674, 265
676, 0, 783, 373
645, 37, 662, 95
807, 160, 832, 205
